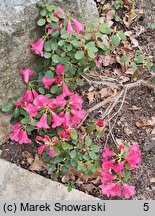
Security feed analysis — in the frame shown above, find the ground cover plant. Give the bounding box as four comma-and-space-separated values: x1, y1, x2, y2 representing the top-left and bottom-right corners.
1, 1, 155, 199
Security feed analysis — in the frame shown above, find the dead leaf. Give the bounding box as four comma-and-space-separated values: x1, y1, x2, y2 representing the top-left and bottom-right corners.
99, 88, 109, 98
150, 177, 155, 183
123, 0, 133, 8
22, 151, 32, 158
105, 10, 115, 24
87, 91, 96, 104
148, 116, 155, 126
81, 183, 97, 192
30, 155, 44, 171
135, 121, 148, 127
101, 55, 111, 66
124, 127, 133, 136
123, 15, 132, 28
27, 157, 34, 165
120, 76, 130, 84
125, 68, 133, 75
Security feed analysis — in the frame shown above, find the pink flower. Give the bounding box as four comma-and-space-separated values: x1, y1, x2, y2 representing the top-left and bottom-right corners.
59, 129, 71, 141
49, 148, 55, 158
34, 95, 50, 107
26, 104, 39, 117
36, 136, 44, 142
22, 90, 34, 103
100, 183, 121, 197
63, 112, 71, 129
125, 145, 141, 170
71, 109, 86, 125
52, 112, 64, 128
70, 94, 83, 109
18, 130, 31, 144
96, 119, 104, 127
73, 19, 84, 33
36, 113, 50, 129
67, 20, 74, 34
122, 184, 136, 198
56, 64, 65, 75
62, 84, 72, 97
102, 159, 114, 170
12, 122, 21, 131
31, 38, 44, 57
54, 9, 65, 18
49, 95, 66, 110
32, 90, 39, 98
10, 130, 20, 142
38, 144, 48, 153
102, 147, 116, 160
112, 162, 124, 175
15, 101, 25, 108
55, 76, 63, 85
20, 68, 34, 83
101, 171, 116, 183
42, 76, 55, 89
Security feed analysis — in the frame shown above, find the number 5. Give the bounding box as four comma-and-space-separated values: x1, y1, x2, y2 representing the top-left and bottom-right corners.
143, 203, 149, 211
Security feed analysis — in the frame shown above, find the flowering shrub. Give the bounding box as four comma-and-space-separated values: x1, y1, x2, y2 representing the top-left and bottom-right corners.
1, 3, 142, 198
100, 142, 141, 198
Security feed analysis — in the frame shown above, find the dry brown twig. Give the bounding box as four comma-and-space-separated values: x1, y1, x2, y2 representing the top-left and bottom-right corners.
78, 77, 155, 128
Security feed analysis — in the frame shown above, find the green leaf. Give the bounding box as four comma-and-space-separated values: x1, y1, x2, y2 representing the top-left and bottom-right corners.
86, 124, 96, 134
49, 14, 59, 22
52, 54, 60, 63
51, 42, 58, 51
90, 145, 100, 153
13, 108, 20, 118
70, 40, 81, 47
120, 56, 129, 63
45, 71, 54, 78
76, 78, 84, 86
44, 41, 52, 52
47, 5, 55, 12
53, 146, 60, 156
83, 153, 90, 160
84, 33, 91, 40
21, 117, 31, 125
50, 85, 59, 94
134, 55, 144, 64
85, 136, 92, 146
27, 125, 35, 132
132, 62, 137, 72
1, 98, 14, 112
88, 50, 95, 59
44, 52, 51, 59
75, 51, 84, 60
37, 19, 46, 26
123, 172, 131, 182
89, 152, 98, 160
48, 164, 56, 172
117, 31, 127, 41
70, 150, 77, 159
40, 9, 47, 17
38, 87, 45, 94
71, 129, 78, 140
58, 40, 65, 46
62, 142, 69, 150
50, 23, 59, 29
99, 23, 112, 34
111, 35, 120, 46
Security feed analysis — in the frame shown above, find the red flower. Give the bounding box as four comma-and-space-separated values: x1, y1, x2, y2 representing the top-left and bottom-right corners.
96, 119, 104, 127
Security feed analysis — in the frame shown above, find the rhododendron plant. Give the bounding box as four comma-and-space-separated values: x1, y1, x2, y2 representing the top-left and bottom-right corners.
100, 143, 141, 198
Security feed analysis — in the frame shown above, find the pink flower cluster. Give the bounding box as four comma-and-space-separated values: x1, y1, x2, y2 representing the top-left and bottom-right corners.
10, 122, 31, 144
100, 144, 141, 198
10, 68, 86, 148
